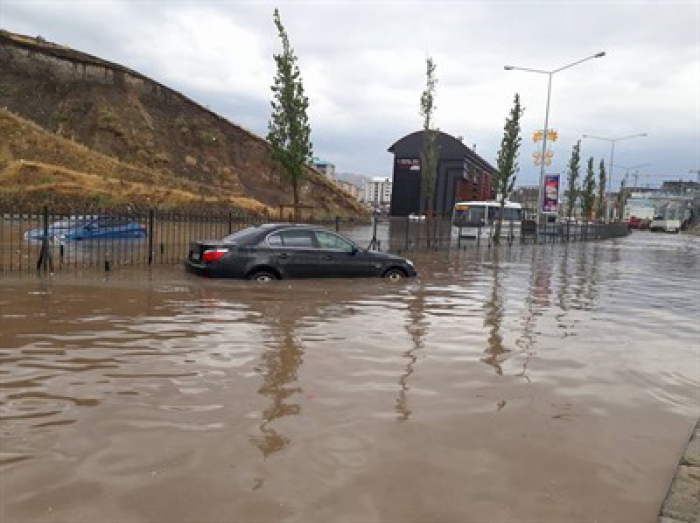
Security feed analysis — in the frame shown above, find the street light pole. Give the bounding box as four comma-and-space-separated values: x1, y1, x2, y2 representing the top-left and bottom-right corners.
582, 133, 647, 221
505, 52, 605, 226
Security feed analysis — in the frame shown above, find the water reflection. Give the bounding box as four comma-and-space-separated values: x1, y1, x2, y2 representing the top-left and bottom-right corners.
252, 302, 305, 458
396, 282, 427, 421
482, 251, 508, 375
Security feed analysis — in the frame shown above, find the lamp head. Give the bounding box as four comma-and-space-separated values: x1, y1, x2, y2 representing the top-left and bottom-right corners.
595, 52, 606, 58
504, 65, 513, 71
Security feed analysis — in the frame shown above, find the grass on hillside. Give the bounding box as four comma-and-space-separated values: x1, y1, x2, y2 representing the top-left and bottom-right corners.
0, 109, 270, 214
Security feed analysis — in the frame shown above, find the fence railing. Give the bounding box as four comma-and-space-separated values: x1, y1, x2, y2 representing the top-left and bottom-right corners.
0, 208, 630, 274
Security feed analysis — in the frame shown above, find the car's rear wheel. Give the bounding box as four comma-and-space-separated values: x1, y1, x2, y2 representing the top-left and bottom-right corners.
383, 268, 406, 281
249, 270, 279, 282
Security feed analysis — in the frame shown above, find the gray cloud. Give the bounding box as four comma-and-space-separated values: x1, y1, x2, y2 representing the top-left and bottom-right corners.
1, 0, 698, 187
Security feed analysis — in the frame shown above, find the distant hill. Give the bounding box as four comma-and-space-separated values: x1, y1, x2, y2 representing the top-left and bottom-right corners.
0, 30, 367, 217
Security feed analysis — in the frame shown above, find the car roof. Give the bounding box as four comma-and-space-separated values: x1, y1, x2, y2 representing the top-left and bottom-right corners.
253, 223, 332, 232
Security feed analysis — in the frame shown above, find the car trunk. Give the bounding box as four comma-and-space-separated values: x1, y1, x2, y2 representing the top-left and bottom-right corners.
188, 241, 224, 263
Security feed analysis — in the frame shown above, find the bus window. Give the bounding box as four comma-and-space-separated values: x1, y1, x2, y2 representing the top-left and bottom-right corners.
503, 207, 522, 220
453, 205, 485, 226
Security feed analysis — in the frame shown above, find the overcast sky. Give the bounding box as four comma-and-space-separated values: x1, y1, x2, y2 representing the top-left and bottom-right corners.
2, 0, 698, 188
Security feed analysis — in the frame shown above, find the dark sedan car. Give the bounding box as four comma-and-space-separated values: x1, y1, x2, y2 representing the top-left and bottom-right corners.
185, 223, 417, 281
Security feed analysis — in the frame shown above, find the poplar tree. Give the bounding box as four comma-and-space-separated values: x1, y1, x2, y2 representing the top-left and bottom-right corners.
581, 157, 597, 220
492, 93, 524, 244
596, 159, 607, 222
565, 141, 581, 220
267, 8, 312, 220
420, 56, 439, 244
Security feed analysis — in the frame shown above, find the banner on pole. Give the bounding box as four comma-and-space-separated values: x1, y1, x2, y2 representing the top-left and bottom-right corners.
543, 174, 560, 213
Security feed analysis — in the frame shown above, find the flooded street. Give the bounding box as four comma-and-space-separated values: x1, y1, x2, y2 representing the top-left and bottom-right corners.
1, 232, 698, 522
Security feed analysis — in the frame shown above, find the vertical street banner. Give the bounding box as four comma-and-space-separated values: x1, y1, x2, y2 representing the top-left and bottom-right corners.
543, 174, 560, 213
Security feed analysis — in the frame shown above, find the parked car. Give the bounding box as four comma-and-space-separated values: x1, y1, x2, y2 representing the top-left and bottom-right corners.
649, 216, 681, 233
185, 223, 417, 281
26, 215, 147, 242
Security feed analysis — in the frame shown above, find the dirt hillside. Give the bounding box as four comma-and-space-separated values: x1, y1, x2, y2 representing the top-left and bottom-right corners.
0, 30, 367, 217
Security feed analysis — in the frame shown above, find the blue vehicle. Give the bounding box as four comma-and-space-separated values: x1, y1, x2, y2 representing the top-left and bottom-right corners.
25, 215, 147, 242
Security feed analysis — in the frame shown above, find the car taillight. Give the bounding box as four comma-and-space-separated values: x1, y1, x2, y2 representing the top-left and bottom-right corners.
202, 248, 228, 263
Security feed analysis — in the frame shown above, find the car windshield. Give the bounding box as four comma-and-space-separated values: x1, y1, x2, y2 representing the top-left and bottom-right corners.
49, 218, 92, 229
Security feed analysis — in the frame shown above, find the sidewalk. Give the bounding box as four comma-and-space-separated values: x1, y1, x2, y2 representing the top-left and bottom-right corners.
659, 421, 700, 522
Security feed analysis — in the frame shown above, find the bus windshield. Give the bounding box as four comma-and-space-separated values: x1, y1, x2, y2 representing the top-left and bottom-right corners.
453, 205, 485, 226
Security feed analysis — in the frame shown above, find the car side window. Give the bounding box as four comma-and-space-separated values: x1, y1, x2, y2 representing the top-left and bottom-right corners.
314, 231, 355, 252
279, 230, 315, 248
267, 233, 283, 247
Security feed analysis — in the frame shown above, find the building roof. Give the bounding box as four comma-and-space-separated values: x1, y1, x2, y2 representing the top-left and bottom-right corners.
387, 130, 497, 174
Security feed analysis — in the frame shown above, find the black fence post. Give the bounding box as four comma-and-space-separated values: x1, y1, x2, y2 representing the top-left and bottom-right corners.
335, 216, 340, 232
36, 206, 53, 274
147, 209, 154, 265
404, 216, 410, 252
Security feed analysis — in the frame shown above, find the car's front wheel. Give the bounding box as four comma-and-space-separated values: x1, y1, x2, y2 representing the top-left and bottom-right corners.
383, 268, 407, 281
249, 270, 279, 282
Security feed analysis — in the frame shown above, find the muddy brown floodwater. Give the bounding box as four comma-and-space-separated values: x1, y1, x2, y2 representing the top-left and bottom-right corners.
1, 232, 698, 523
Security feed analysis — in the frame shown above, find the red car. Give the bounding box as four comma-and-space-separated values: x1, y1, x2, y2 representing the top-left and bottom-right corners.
628, 216, 642, 229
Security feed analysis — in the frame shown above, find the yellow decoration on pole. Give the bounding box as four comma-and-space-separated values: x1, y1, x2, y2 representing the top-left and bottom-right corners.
533, 129, 558, 143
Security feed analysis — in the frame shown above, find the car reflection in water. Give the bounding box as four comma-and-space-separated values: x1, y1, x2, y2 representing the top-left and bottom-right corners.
185, 223, 417, 281
25, 215, 148, 243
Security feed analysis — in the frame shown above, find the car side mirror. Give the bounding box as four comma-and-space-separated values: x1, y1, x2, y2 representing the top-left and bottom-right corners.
351, 246, 359, 255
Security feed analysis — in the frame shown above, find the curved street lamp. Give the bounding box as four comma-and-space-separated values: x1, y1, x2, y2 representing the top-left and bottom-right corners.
505, 52, 606, 224
582, 133, 648, 220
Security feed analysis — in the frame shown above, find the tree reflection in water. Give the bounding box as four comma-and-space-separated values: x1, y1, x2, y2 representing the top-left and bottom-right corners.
252, 302, 304, 458
482, 250, 509, 376
396, 281, 428, 421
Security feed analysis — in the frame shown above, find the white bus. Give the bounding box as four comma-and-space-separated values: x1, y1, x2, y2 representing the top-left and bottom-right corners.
451, 201, 525, 239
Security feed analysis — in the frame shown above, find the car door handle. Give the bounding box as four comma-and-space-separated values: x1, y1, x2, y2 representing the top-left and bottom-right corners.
322, 254, 333, 260
277, 253, 289, 260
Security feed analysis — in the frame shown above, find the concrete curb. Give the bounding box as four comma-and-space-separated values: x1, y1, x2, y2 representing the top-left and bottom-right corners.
658, 420, 700, 523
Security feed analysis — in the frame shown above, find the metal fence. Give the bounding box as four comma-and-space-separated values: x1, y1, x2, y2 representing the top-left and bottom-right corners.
0, 207, 631, 274
375, 216, 631, 253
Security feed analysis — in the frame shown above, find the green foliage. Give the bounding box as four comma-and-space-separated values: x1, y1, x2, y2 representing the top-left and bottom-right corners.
420, 57, 439, 207
267, 8, 312, 216
581, 157, 597, 220
596, 159, 607, 221
565, 140, 581, 219
492, 93, 523, 243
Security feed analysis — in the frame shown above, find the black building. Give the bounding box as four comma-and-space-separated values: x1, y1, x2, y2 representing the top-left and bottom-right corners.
388, 130, 498, 217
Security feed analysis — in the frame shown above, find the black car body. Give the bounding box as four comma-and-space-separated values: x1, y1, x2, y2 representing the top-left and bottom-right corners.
185, 223, 417, 281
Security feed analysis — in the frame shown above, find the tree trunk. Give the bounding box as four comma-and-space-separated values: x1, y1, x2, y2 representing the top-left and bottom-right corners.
425, 196, 432, 249
292, 179, 300, 222
492, 196, 506, 245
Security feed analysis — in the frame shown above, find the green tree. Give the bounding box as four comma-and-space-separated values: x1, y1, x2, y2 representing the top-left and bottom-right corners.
492, 93, 524, 244
580, 157, 597, 220
596, 159, 607, 222
565, 140, 581, 220
267, 8, 312, 220
420, 57, 439, 244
